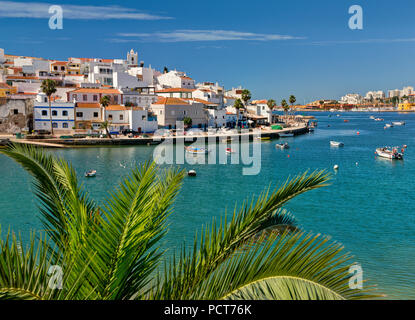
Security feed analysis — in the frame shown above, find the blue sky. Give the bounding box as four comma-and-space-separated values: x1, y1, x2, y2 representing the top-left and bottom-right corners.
1, 0, 415, 103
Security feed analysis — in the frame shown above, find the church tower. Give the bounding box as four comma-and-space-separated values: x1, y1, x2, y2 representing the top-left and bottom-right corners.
127, 49, 138, 66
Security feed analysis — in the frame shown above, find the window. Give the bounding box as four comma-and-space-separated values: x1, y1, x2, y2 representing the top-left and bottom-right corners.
61, 66, 65, 71
42, 110, 47, 116
93, 95, 98, 101
52, 110, 57, 116
76, 112, 83, 117
83, 95, 87, 101
62, 123, 68, 128
13, 109, 18, 115
93, 112, 98, 118
52, 123, 58, 128
62, 111, 68, 116
108, 115, 113, 120
120, 115, 123, 121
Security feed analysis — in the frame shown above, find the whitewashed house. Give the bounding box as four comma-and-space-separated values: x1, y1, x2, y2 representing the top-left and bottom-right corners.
122, 87, 158, 108
155, 88, 195, 99
156, 70, 195, 89
207, 108, 227, 128
34, 93, 75, 132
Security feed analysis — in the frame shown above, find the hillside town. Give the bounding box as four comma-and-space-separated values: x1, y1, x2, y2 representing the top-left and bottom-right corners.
0, 47, 279, 137
0, 47, 414, 138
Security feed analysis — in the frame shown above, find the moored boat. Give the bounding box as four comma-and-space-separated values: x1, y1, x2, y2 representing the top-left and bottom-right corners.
385, 123, 393, 128
330, 141, 344, 147
185, 146, 210, 154
85, 170, 97, 177
392, 121, 405, 126
375, 147, 403, 160
256, 136, 271, 141
275, 143, 290, 149
225, 147, 235, 154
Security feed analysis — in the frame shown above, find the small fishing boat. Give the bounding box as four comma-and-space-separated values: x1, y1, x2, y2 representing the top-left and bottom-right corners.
343, 119, 349, 123
375, 147, 403, 160
185, 146, 210, 154
370, 116, 375, 120
392, 121, 405, 126
385, 123, 394, 128
256, 136, 271, 141
225, 147, 235, 154
275, 143, 290, 149
279, 132, 294, 137
85, 170, 97, 178
330, 141, 344, 147
374, 118, 384, 121
187, 170, 197, 177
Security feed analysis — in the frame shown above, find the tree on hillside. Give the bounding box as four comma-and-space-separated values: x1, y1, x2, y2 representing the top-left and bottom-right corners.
40, 79, 57, 136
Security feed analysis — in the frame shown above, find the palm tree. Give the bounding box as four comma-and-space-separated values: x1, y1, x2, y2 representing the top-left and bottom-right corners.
289, 95, 296, 110
40, 79, 57, 136
233, 98, 244, 129
281, 99, 289, 117
267, 99, 276, 110
100, 120, 112, 139
99, 96, 112, 138
0, 144, 380, 300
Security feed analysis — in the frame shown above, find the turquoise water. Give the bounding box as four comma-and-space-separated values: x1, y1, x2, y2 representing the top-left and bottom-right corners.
1, 112, 414, 299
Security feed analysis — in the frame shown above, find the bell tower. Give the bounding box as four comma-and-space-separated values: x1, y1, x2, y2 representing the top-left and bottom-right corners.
127, 49, 138, 66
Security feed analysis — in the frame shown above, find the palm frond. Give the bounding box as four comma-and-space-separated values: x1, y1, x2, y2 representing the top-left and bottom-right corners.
196, 232, 380, 300
83, 163, 185, 300
0, 230, 95, 300
0, 144, 97, 253
151, 170, 330, 299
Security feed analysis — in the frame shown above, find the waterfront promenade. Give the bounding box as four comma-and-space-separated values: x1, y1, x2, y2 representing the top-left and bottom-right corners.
6, 125, 310, 148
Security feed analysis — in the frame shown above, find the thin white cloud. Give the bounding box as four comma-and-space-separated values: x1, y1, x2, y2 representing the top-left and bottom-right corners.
312, 38, 415, 45
0, 1, 172, 20
115, 30, 305, 42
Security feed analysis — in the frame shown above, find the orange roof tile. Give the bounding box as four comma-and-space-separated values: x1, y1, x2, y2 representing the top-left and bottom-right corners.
152, 97, 189, 105
106, 105, 127, 111
76, 103, 101, 109
51, 61, 68, 66
69, 88, 121, 94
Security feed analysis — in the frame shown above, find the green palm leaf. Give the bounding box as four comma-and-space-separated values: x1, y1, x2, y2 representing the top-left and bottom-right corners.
198, 232, 379, 300
152, 171, 331, 299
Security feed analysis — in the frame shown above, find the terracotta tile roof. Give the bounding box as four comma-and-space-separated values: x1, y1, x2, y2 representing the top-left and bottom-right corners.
76, 103, 101, 109
180, 76, 193, 80
106, 105, 127, 111
152, 97, 189, 105
69, 88, 121, 94
51, 61, 68, 66
155, 88, 196, 93
252, 99, 268, 104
